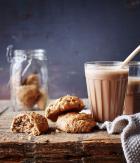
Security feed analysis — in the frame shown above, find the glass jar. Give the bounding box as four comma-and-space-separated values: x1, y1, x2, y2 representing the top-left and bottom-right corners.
7, 46, 48, 111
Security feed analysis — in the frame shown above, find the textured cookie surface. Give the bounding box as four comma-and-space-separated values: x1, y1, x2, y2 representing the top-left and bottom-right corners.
17, 85, 40, 108
11, 112, 48, 136
56, 112, 96, 133
45, 95, 84, 121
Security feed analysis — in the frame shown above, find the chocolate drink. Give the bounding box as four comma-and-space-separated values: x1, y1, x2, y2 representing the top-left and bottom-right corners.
124, 77, 140, 114
85, 63, 128, 122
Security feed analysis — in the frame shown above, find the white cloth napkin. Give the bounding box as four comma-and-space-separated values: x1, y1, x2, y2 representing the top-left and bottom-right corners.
98, 113, 140, 163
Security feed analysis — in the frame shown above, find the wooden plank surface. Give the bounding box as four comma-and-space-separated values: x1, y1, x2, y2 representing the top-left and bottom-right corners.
0, 101, 126, 163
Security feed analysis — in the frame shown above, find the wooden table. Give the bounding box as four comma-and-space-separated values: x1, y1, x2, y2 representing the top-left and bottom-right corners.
0, 100, 126, 163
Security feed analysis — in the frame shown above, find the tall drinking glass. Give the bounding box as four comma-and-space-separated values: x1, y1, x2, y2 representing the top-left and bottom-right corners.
85, 61, 128, 122
124, 62, 140, 114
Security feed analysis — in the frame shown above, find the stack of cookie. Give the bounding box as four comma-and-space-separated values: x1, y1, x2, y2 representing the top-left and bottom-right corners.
45, 95, 96, 133
11, 95, 96, 136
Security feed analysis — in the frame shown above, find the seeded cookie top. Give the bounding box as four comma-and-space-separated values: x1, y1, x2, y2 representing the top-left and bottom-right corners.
45, 95, 85, 122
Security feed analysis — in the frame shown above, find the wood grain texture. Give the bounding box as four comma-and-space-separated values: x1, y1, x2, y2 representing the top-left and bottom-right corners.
0, 101, 126, 163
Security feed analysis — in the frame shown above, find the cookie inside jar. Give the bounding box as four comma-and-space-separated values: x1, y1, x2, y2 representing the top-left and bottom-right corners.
9, 49, 48, 111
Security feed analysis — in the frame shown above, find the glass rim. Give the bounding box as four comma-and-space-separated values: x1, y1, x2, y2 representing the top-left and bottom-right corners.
84, 61, 129, 69
128, 61, 140, 66
85, 60, 122, 63
85, 61, 124, 66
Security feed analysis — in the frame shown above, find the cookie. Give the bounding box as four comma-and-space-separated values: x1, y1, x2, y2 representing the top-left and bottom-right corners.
23, 74, 40, 86
56, 112, 96, 133
45, 95, 84, 121
11, 112, 49, 136
37, 89, 47, 110
17, 85, 40, 109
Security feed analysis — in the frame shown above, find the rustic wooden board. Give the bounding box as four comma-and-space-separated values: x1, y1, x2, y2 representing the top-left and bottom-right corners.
0, 101, 126, 163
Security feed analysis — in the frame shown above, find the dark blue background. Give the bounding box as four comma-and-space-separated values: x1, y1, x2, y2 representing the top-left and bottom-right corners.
0, 0, 140, 98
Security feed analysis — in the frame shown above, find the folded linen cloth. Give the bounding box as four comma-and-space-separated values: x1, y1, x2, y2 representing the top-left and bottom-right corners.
97, 113, 140, 163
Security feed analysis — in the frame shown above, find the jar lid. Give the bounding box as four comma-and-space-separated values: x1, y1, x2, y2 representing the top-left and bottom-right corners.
14, 49, 47, 60
29, 49, 47, 60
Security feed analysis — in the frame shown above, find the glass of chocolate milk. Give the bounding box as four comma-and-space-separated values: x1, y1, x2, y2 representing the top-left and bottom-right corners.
85, 61, 128, 122
124, 62, 140, 114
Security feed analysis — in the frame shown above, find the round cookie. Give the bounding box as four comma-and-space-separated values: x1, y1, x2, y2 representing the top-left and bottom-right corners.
56, 112, 96, 133
45, 95, 85, 121
11, 112, 49, 136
